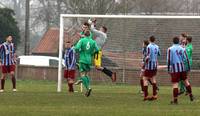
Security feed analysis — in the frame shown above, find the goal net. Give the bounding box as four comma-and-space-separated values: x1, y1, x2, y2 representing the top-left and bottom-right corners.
58, 14, 200, 92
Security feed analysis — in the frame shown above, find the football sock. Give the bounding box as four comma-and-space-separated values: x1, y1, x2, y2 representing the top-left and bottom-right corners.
102, 67, 113, 78
80, 76, 89, 90
143, 86, 148, 97
152, 83, 157, 96
86, 76, 90, 89
68, 83, 74, 92
173, 88, 178, 102
140, 79, 144, 91
179, 80, 186, 92
186, 85, 192, 95
11, 75, 16, 89
1, 78, 5, 90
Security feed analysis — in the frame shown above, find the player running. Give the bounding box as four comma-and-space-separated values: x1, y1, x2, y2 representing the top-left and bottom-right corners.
64, 41, 76, 93
167, 36, 194, 104
89, 18, 116, 82
143, 36, 160, 101
73, 30, 99, 97
0, 35, 17, 92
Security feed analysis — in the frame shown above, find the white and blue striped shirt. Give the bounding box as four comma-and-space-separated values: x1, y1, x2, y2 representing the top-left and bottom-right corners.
64, 48, 76, 70
167, 44, 190, 73
145, 43, 160, 70
0, 42, 15, 66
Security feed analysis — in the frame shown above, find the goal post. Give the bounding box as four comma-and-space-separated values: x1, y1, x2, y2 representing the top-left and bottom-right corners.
57, 14, 200, 92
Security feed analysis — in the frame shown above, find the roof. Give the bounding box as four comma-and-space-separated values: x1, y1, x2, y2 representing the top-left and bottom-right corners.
32, 28, 60, 54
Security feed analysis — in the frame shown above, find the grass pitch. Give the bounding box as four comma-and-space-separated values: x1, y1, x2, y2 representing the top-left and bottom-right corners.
0, 80, 199, 116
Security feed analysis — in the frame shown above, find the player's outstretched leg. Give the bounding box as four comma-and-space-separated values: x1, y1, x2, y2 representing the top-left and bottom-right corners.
102, 67, 116, 82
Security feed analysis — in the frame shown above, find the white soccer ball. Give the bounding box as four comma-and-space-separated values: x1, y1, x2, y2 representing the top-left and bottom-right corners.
88, 19, 93, 24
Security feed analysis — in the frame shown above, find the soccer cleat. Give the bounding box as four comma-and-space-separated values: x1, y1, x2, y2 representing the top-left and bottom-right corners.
170, 101, 178, 105
74, 80, 83, 85
85, 88, 92, 97
13, 89, 17, 92
149, 95, 158, 101
143, 96, 151, 101
111, 72, 117, 82
0, 89, 4, 93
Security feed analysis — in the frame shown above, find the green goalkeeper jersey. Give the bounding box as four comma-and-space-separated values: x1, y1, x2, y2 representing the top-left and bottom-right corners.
186, 43, 193, 66
74, 36, 99, 65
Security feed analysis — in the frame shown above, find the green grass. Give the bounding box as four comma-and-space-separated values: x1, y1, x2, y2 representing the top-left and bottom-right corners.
0, 80, 200, 116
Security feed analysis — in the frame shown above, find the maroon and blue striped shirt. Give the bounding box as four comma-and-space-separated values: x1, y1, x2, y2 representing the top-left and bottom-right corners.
64, 48, 76, 70
0, 42, 15, 66
167, 44, 190, 73
145, 43, 160, 70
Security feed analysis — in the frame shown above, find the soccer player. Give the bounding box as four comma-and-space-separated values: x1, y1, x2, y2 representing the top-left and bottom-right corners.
139, 40, 160, 94
139, 40, 149, 94
0, 35, 17, 92
178, 33, 187, 95
184, 36, 193, 96
143, 36, 160, 101
64, 41, 76, 93
73, 30, 99, 97
185, 36, 193, 69
167, 36, 193, 104
78, 22, 93, 39
89, 19, 116, 82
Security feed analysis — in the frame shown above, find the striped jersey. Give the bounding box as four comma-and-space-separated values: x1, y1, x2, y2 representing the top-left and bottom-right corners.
167, 44, 190, 73
64, 48, 76, 70
0, 42, 15, 66
142, 47, 147, 62
145, 43, 160, 70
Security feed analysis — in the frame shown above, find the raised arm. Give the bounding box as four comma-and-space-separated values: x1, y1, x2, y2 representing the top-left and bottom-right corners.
73, 39, 82, 53
90, 24, 105, 38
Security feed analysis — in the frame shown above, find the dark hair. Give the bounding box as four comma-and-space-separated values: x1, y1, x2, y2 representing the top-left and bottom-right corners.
173, 36, 179, 44
143, 40, 149, 46
102, 26, 107, 33
84, 30, 90, 37
181, 32, 188, 38
83, 22, 90, 27
187, 36, 192, 43
149, 36, 155, 42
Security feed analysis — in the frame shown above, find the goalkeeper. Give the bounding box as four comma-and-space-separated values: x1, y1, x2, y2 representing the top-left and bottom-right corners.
88, 18, 116, 82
